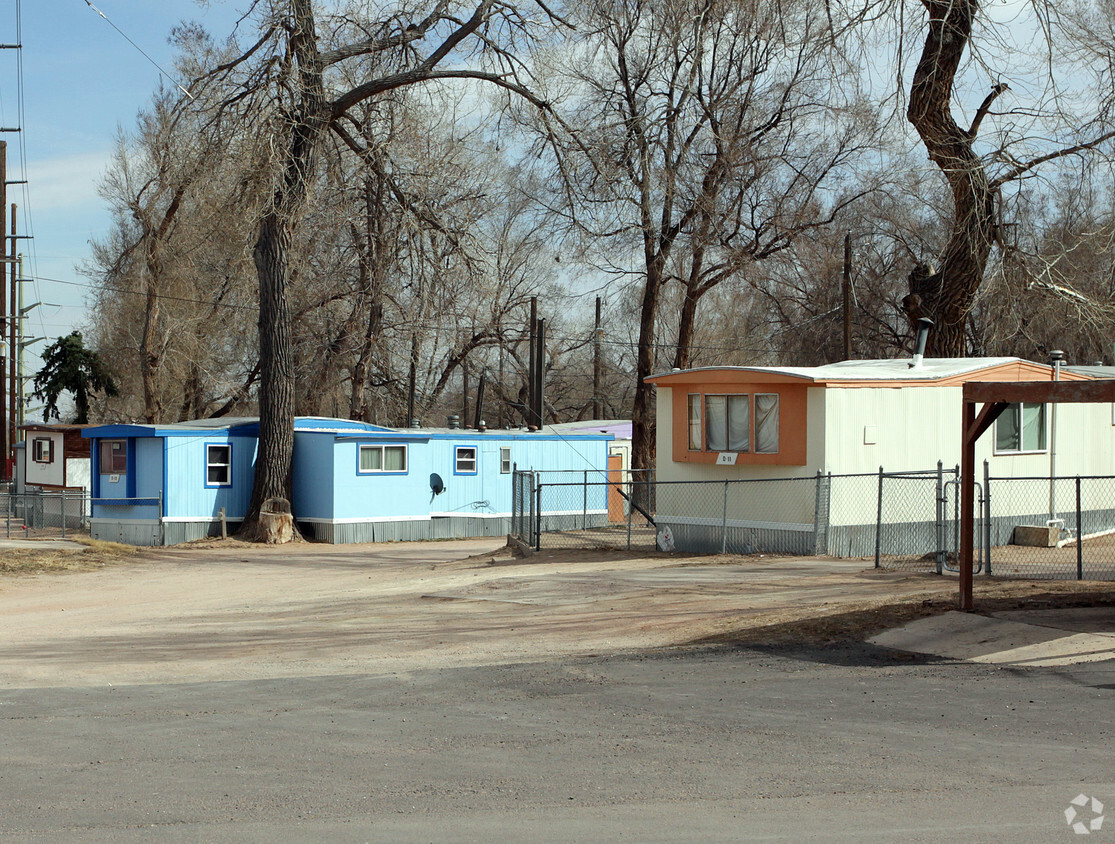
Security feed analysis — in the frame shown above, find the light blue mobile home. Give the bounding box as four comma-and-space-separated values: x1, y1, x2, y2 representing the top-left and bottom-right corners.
84, 418, 260, 545
84, 417, 612, 545
293, 423, 613, 543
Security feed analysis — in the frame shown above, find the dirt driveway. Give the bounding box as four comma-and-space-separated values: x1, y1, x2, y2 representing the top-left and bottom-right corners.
0, 538, 1111, 689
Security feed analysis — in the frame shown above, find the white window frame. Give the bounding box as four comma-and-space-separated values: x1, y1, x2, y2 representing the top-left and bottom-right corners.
358, 443, 408, 474
993, 402, 1048, 454
455, 445, 478, 474
499, 446, 512, 474
206, 443, 233, 487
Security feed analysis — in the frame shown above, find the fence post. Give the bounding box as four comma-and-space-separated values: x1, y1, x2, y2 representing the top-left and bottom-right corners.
582, 470, 588, 530
721, 481, 729, 555
1076, 476, 1083, 581
61, 492, 66, 540
935, 460, 944, 575
983, 460, 992, 577
874, 467, 884, 568
534, 478, 542, 552
626, 476, 633, 551
4, 490, 8, 539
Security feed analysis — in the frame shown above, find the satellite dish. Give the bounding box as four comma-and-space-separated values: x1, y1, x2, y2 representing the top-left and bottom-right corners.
429, 473, 445, 501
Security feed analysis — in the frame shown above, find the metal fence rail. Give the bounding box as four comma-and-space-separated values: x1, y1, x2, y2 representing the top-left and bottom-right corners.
510, 464, 1115, 582
0, 490, 90, 540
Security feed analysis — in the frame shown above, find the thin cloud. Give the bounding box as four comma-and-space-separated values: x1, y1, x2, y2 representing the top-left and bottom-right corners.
25, 150, 111, 213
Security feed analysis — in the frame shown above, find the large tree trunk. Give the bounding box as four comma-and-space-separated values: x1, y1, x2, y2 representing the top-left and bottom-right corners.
905, 0, 997, 356
630, 255, 664, 502
240, 0, 327, 539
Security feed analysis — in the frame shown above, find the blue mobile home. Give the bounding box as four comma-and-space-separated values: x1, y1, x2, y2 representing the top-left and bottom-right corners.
83, 417, 613, 545
292, 422, 613, 543
84, 418, 261, 545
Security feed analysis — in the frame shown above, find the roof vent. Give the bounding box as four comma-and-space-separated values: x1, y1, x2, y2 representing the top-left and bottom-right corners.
910, 318, 934, 369
447, 414, 460, 430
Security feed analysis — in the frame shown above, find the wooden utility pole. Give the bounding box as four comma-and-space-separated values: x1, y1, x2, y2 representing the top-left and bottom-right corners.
534, 318, 546, 427
0, 141, 7, 478
527, 297, 537, 427
461, 360, 469, 428
8, 203, 15, 469
842, 233, 852, 360
593, 296, 602, 419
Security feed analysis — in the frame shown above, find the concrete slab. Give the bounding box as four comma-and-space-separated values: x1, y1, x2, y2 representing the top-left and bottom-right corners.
869, 610, 1115, 667
0, 539, 86, 551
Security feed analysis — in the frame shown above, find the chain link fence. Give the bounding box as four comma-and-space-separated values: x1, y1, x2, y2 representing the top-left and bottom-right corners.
984, 474, 1115, 580
0, 488, 90, 540
510, 464, 1115, 582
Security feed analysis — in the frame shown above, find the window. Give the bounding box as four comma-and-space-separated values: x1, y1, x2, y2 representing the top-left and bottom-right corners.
206, 444, 232, 486
31, 437, 53, 463
500, 446, 511, 474
995, 403, 1047, 453
687, 394, 702, 450
358, 444, 408, 473
687, 393, 780, 454
99, 440, 127, 474
755, 394, 780, 454
455, 445, 478, 474
706, 394, 750, 452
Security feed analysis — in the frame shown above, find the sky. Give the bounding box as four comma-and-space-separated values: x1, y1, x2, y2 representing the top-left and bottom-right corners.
0, 0, 245, 375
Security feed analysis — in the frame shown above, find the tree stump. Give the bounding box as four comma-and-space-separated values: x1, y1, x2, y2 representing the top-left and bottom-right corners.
258, 497, 295, 545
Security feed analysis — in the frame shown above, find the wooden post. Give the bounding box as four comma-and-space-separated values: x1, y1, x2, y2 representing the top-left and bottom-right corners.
960, 399, 976, 611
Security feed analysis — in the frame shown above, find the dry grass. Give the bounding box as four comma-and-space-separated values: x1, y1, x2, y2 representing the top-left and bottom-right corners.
687, 577, 1115, 647
0, 539, 138, 576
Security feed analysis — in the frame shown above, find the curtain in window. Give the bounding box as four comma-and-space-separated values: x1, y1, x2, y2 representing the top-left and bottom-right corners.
706, 396, 727, 451
727, 395, 750, 451
687, 394, 702, 450
384, 446, 406, 471
361, 447, 383, 471
755, 394, 779, 453
1021, 403, 1045, 451
995, 406, 1020, 451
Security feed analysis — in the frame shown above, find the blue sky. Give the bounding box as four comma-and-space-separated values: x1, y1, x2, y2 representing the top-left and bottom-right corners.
1, 0, 243, 368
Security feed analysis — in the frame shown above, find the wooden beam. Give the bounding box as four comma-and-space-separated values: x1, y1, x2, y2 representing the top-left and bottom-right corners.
960, 400, 976, 611
964, 380, 1115, 404
967, 400, 1008, 444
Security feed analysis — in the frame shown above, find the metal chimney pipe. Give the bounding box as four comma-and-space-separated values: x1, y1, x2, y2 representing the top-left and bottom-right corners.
910, 317, 934, 369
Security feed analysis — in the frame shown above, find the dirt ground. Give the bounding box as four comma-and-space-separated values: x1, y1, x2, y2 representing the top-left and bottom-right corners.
1, 537, 1113, 689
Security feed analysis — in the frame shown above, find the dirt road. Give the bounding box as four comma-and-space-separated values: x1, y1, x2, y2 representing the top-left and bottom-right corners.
0, 538, 980, 688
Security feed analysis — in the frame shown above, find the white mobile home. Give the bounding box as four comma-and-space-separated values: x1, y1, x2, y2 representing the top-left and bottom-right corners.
646, 358, 1107, 554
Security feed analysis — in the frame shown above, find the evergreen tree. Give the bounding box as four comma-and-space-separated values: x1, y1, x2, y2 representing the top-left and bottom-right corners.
32, 332, 118, 424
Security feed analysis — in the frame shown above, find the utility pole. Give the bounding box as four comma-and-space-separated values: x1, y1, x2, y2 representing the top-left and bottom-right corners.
534, 318, 545, 427
0, 142, 7, 479
8, 204, 15, 468
593, 296, 602, 419
842, 233, 852, 360
527, 297, 536, 427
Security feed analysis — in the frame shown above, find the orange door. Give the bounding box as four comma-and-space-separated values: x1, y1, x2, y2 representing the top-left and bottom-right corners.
607, 454, 624, 523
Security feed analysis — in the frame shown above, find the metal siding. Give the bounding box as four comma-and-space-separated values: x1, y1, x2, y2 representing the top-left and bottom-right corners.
331, 438, 430, 520
293, 432, 336, 519
163, 435, 256, 520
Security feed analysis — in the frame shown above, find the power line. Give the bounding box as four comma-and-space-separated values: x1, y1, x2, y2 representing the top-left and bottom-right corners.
80, 0, 194, 101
